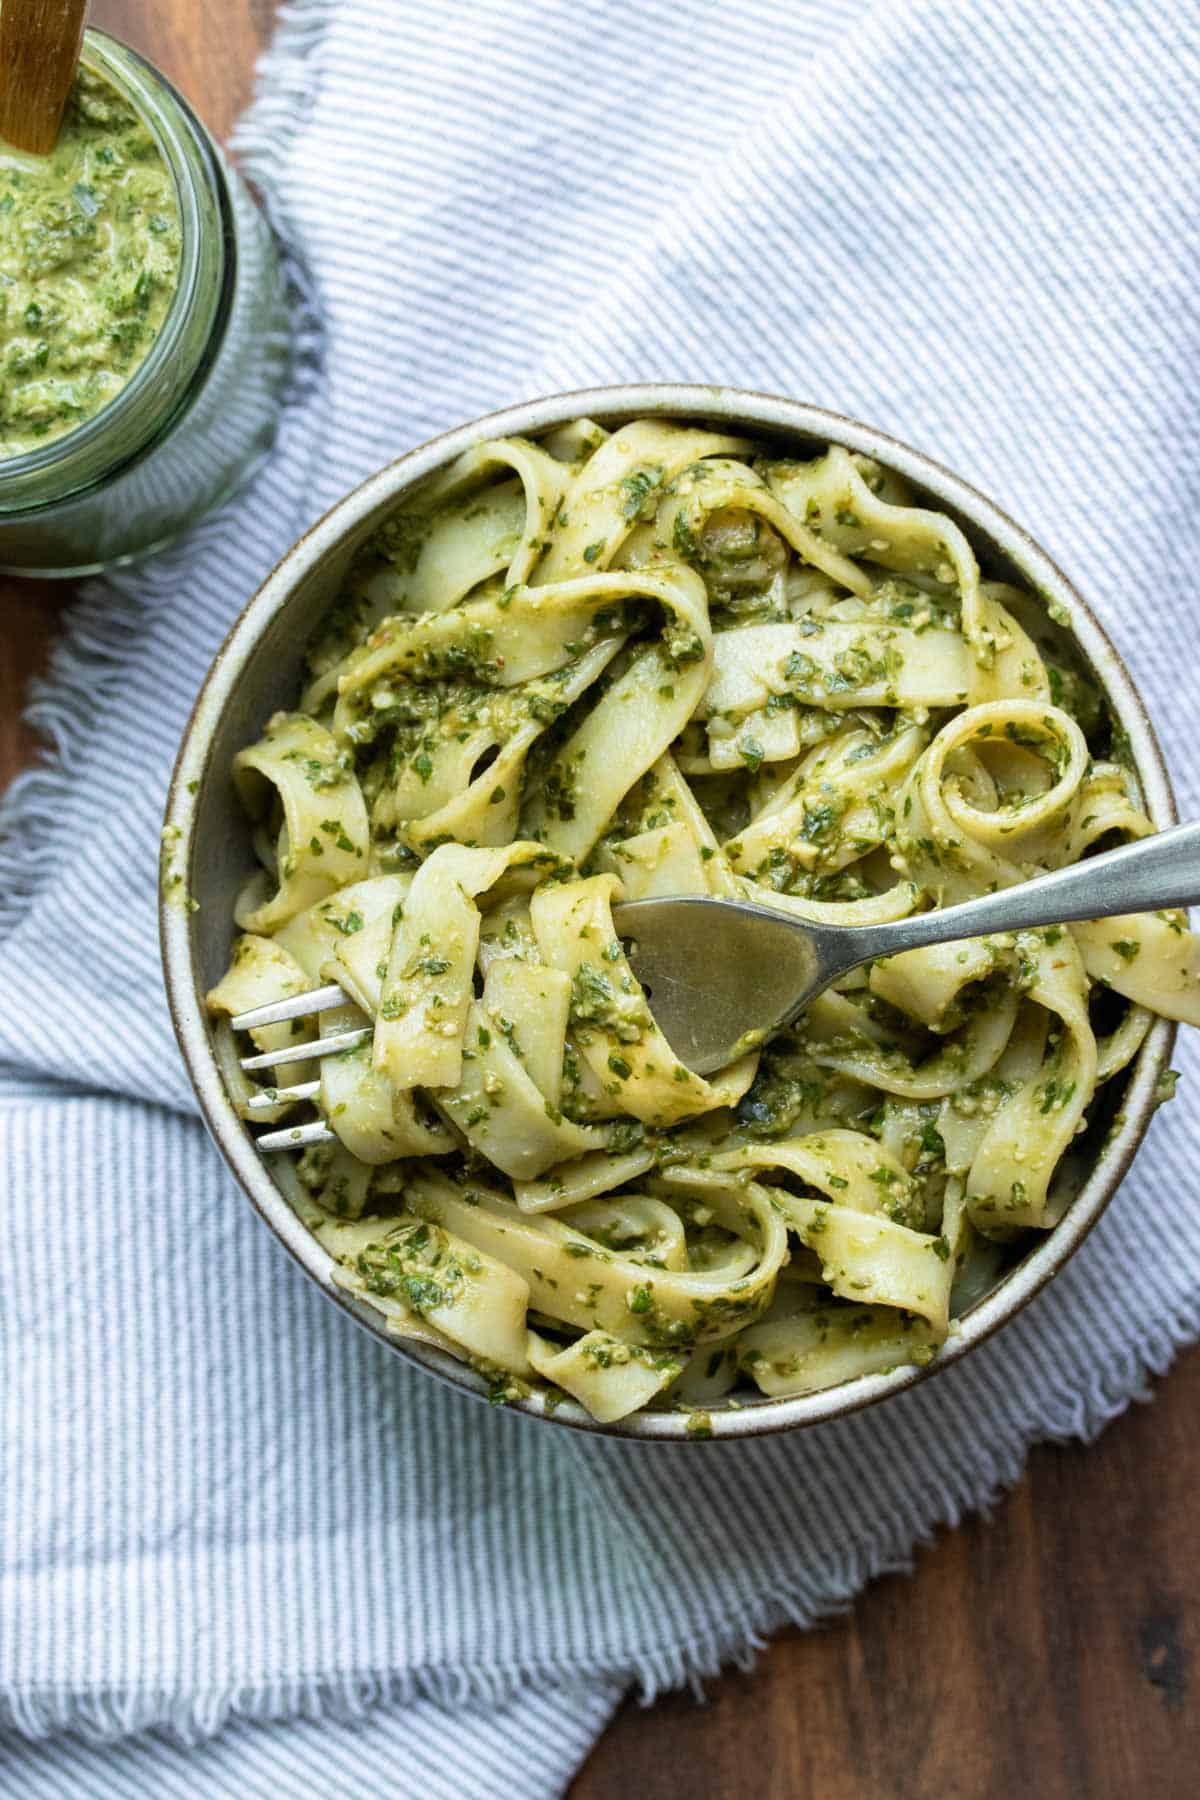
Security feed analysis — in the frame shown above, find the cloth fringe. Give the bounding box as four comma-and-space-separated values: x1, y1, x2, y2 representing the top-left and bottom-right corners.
2, 1281, 1195, 1743
1, 0, 1197, 1765
0, 0, 329, 946
0, 587, 145, 935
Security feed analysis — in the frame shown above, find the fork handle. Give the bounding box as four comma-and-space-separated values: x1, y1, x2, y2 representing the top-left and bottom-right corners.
855, 820, 1200, 962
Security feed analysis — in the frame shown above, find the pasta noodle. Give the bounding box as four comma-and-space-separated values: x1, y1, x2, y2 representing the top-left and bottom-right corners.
208, 418, 1200, 1424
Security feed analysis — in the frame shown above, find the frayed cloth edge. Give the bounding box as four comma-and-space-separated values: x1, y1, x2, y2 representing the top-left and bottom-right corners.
1, 0, 1196, 1760
3, 1284, 1196, 1744
0, 0, 329, 947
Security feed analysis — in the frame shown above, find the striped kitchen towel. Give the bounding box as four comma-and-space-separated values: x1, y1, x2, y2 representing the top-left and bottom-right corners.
2, 1, 1199, 1794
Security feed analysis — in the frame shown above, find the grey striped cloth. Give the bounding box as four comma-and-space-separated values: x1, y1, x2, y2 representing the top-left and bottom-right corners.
3, 1, 1199, 1792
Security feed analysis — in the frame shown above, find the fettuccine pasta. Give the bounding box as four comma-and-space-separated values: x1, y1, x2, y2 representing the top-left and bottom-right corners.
209, 417, 1198, 1426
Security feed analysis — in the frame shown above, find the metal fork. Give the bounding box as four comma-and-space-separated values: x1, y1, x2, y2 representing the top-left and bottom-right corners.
229, 818, 1200, 1149
232, 982, 358, 1151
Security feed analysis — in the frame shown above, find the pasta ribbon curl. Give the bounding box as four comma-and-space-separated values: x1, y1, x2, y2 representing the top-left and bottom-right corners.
210, 416, 1199, 1421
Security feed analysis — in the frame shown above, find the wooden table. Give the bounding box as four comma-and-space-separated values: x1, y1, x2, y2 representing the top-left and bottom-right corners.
3, 6, 1196, 1792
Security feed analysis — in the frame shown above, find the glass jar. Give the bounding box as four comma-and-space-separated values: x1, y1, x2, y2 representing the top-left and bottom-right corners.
0, 30, 296, 576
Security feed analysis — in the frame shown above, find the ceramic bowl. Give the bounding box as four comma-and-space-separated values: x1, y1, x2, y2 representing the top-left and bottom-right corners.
161, 385, 1178, 1439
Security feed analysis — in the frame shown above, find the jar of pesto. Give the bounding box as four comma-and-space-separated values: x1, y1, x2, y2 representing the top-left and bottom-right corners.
0, 30, 295, 576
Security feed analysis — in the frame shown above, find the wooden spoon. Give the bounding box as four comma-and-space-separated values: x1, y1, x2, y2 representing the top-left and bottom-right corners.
0, 0, 89, 155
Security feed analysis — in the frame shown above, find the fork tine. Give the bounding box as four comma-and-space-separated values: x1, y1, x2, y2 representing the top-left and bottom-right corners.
239, 1026, 370, 1072
255, 1119, 338, 1151
226, 981, 367, 1150
245, 1079, 321, 1112
230, 982, 347, 1033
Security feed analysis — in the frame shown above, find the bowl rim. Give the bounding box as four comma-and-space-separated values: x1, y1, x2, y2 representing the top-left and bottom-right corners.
161, 382, 1179, 1441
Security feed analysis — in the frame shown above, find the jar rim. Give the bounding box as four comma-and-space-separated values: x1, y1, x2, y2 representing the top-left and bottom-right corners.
0, 28, 222, 491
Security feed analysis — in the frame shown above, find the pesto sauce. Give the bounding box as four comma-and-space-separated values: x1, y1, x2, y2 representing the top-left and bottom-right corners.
0, 66, 181, 457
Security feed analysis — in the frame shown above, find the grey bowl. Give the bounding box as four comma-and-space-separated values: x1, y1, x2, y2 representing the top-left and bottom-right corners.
161, 384, 1178, 1440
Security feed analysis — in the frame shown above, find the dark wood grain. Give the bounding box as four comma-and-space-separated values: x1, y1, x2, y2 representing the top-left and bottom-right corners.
1, 6, 1197, 1796
0, 0, 274, 782
90, 0, 274, 137
572, 1346, 1200, 1798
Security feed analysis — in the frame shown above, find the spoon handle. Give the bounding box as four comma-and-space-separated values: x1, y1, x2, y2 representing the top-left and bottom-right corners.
858, 820, 1200, 961
0, 0, 88, 156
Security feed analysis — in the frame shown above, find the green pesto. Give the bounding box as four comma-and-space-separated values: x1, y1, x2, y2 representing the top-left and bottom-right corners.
0, 66, 181, 457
